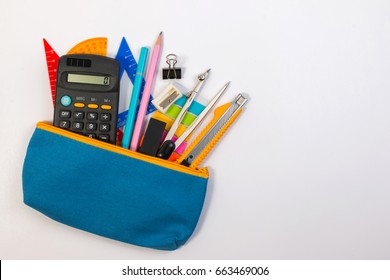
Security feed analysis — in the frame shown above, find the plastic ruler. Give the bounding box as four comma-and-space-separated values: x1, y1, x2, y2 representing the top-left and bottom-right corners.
43, 39, 59, 104
115, 37, 156, 129
67, 37, 107, 56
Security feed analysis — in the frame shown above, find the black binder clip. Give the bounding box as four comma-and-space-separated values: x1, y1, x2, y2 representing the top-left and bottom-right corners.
162, 54, 182, 79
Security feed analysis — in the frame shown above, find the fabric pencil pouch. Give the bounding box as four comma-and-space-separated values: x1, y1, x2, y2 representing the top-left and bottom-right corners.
22, 122, 209, 250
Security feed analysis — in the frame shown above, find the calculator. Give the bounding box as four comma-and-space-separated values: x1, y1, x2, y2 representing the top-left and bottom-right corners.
53, 54, 120, 144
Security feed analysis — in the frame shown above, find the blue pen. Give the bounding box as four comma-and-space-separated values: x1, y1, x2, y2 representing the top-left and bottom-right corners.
122, 47, 149, 149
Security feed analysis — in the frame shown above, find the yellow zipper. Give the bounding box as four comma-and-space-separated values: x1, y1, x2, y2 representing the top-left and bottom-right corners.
36, 122, 209, 179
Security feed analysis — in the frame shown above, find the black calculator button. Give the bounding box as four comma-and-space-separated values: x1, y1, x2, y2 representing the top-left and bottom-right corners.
98, 134, 110, 142
74, 111, 85, 119
99, 123, 110, 132
100, 113, 111, 122
72, 122, 84, 130
59, 120, 70, 128
59, 110, 71, 118
85, 133, 97, 139
86, 122, 97, 131
87, 112, 98, 120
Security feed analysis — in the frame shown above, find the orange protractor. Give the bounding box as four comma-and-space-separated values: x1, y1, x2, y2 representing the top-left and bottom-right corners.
67, 37, 107, 56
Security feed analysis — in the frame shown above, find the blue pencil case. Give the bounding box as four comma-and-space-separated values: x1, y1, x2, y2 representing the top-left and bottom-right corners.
22, 122, 209, 250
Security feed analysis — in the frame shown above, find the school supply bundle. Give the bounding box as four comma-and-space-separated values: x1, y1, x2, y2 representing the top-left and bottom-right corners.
22, 34, 248, 250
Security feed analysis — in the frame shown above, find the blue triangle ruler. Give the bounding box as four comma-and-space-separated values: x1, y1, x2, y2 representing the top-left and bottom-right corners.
116, 37, 156, 129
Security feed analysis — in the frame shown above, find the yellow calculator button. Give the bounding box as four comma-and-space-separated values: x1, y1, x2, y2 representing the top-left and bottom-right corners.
101, 104, 112, 110
88, 103, 99, 109
74, 102, 85, 108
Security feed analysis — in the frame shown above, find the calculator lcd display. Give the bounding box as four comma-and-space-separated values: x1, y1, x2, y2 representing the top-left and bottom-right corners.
67, 73, 110, 86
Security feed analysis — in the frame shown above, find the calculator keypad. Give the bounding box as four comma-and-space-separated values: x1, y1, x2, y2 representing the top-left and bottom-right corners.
57, 103, 113, 143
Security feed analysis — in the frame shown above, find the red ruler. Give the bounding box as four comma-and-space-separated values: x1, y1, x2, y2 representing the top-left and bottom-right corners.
43, 39, 59, 104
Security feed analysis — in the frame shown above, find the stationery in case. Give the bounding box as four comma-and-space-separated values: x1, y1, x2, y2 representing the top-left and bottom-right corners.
22, 122, 208, 250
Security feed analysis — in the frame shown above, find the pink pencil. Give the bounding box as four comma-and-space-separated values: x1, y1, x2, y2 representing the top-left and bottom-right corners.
130, 32, 163, 151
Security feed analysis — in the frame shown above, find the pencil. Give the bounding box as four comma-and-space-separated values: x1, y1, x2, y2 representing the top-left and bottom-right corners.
122, 47, 149, 149
130, 32, 163, 151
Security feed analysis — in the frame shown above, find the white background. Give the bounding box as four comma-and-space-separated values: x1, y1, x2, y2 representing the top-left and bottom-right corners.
1, 0, 390, 259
